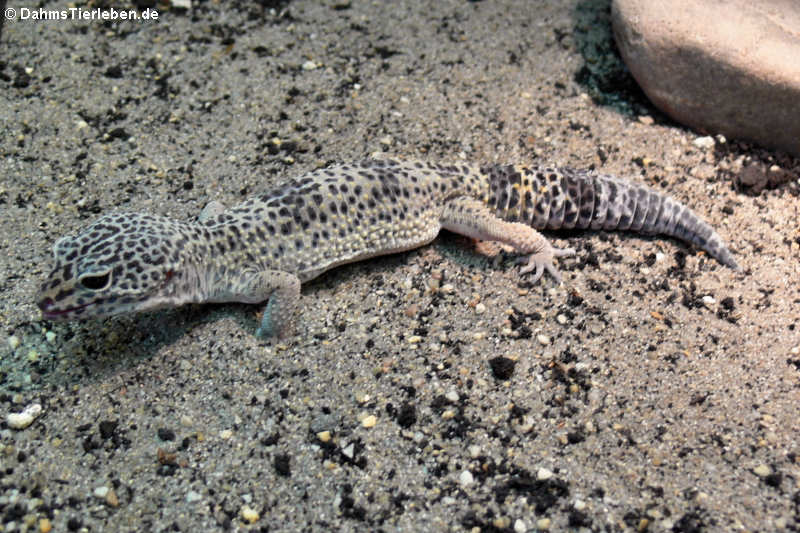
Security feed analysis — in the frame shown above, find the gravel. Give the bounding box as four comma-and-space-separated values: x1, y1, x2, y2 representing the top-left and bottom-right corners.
1, 0, 798, 531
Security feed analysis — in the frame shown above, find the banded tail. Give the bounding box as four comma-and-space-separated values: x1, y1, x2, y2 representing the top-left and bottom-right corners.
481, 164, 740, 270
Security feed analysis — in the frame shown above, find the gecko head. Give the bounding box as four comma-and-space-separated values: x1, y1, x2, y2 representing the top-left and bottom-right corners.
37, 213, 191, 321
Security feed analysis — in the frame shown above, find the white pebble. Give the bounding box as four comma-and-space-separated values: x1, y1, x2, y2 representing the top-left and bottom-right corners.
301, 60, 318, 70
341, 443, 355, 459
753, 464, 771, 477
702, 295, 716, 306
574, 499, 586, 510
536, 334, 551, 346
468, 445, 482, 458
693, 136, 715, 149
474, 303, 486, 314
6, 403, 42, 429
655, 252, 666, 263
186, 491, 202, 503
7, 336, 20, 350
445, 390, 459, 403
536, 467, 554, 480
93, 486, 109, 499
240, 505, 259, 523
556, 314, 568, 325
45, 331, 56, 344
514, 519, 528, 533
459, 470, 474, 486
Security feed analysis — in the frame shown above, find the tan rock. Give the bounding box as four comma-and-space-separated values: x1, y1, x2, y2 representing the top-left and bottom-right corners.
612, 0, 800, 156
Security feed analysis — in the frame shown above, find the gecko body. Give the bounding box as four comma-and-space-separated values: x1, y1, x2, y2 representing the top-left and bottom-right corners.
38, 158, 739, 337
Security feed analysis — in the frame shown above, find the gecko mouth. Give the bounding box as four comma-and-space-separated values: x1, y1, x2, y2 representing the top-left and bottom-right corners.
37, 297, 91, 320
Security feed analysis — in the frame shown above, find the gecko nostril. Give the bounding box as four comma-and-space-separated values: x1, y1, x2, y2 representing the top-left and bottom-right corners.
38, 297, 54, 311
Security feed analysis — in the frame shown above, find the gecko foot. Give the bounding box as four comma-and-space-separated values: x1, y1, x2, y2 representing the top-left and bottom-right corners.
518, 246, 576, 284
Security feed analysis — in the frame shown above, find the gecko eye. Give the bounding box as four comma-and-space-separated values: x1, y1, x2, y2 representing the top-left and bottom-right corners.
79, 272, 111, 291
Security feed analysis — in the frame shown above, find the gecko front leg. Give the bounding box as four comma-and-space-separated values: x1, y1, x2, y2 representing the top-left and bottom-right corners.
211, 269, 302, 338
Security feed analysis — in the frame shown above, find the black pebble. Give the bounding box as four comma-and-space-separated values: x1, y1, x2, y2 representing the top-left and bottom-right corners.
98, 420, 118, 439
274, 453, 291, 477
157, 428, 176, 441
489, 356, 516, 380
396, 402, 416, 428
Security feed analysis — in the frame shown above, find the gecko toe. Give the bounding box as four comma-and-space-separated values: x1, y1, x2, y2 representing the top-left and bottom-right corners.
519, 245, 574, 284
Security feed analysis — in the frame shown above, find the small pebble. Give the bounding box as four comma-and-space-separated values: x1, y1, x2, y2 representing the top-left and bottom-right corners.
45, 331, 56, 344
468, 445, 481, 458
27, 349, 39, 363
93, 486, 109, 499
301, 60, 318, 70
514, 518, 527, 533
536, 467, 554, 480
475, 303, 486, 314
493, 517, 510, 529
39, 518, 52, 533
536, 518, 551, 530
361, 414, 377, 428
186, 491, 202, 503
7, 335, 20, 350
354, 391, 370, 404
693, 136, 715, 149
753, 464, 771, 477
7, 403, 42, 429
536, 334, 550, 346
105, 489, 119, 507
574, 499, 586, 511
556, 314, 568, 325
341, 443, 355, 459
219, 429, 233, 439
702, 295, 716, 306
638, 115, 654, 125
240, 505, 259, 524
459, 470, 474, 486
317, 430, 331, 443
445, 390, 459, 403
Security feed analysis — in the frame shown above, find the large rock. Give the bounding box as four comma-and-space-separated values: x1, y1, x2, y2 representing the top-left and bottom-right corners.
612, 0, 800, 156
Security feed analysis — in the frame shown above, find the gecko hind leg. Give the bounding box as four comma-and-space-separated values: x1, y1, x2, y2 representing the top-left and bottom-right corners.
441, 196, 575, 284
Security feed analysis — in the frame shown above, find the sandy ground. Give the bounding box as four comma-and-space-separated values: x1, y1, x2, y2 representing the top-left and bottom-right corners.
1, 1, 799, 531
